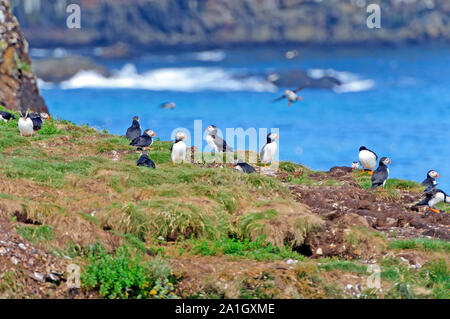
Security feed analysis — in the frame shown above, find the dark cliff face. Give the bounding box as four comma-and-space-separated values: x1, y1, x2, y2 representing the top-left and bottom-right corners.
0, 0, 47, 113
10, 0, 450, 49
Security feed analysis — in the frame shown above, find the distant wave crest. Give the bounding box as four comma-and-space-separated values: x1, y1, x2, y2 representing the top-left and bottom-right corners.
193, 50, 226, 62
59, 64, 276, 92
307, 68, 375, 93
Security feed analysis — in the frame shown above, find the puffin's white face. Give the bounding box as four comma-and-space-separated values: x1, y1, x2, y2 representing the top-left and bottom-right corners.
176, 131, 187, 141
145, 129, 156, 137
382, 158, 391, 166
40, 113, 49, 120
429, 170, 440, 178
206, 125, 217, 134
269, 133, 279, 141
352, 162, 359, 169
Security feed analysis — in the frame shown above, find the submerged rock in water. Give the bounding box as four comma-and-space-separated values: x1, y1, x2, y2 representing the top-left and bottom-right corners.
33, 56, 109, 82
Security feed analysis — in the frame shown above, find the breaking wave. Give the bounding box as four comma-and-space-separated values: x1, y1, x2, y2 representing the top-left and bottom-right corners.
59, 64, 276, 92
307, 68, 375, 93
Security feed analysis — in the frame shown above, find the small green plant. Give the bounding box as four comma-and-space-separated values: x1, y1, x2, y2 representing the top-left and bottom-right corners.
81, 246, 151, 299
81, 246, 178, 299
39, 119, 62, 135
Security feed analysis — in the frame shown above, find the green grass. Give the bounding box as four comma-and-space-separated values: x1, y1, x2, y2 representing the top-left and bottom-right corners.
318, 258, 368, 275
389, 238, 450, 252
189, 237, 305, 261
16, 225, 54, 243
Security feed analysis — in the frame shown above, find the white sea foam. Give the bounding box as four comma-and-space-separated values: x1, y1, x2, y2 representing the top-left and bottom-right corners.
307, 68, 375, 93
193, 50, 226, 62
60, 64, 276, 92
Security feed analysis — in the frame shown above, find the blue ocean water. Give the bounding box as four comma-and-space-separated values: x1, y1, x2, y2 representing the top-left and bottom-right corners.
38, 46, 450, 190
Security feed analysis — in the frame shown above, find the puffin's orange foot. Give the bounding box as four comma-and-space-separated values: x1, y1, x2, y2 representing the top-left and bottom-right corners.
429, 208, 441, 214
368, 170, 374, 176
146, 147, 152, 150
172, 162, 176, 166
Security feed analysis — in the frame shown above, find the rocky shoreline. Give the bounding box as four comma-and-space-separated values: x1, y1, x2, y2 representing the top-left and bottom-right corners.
11, 0, 450, 50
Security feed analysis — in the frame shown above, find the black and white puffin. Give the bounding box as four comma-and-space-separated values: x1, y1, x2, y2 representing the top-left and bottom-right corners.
359, 146, 378, 175
171, 131, 187, 165
126, 116, 141, 141
130, 129, 156, 150
233, 159, 256, 174
18, 110, 34, 136
205, 125, 233, 153
421, 170, 439, 192
414, 188, 449, 214
136, 151, 156, 168
0, 110, 15, 122
260, 132, 279, 166
271, 86, 308, 107
30, 113, 50, 131
371, 157, 391, 190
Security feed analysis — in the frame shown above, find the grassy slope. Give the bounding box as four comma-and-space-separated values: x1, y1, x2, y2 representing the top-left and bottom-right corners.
0, 107, 448, 299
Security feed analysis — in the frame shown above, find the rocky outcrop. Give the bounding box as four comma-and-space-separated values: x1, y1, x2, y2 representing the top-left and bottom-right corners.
10, 0, 450, 50
0, 0, 47, 113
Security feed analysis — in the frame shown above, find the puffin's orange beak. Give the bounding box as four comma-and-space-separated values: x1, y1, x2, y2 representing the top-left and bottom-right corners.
298, 97, 303, 101
437, 173, 440, 178
152, 132, 156, 137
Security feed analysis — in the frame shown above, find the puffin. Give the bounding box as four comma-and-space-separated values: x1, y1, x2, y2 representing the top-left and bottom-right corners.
414, 188, 449, 214
125, 116, 141, 141
260, 132, 279, 167
272, 85, 308, 107
0, 110, 15, 122
171, 131, 187, 165
233, 159, 256, 174
205, 125, 233, 153
352, 161, 360, 170
130, 129, 156, 150
421, 170, 439, 192
359, 146, 378, 175
136, 151, 156, 168
18, 110, 34, 136
371, 157, 391, 190
30, 113, 50, 132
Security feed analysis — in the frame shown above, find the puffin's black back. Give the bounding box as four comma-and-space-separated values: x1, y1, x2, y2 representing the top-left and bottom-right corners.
371, 159, 389, 190
31, 117, 43, 131
136, 153, 156, 168
130, 134, 152, 149
237, 162, 256, 174
0, 111, 15, 120
126, 120, 141, 140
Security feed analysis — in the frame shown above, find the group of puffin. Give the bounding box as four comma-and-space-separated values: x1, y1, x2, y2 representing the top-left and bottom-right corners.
125, 119, 279, 172
1, 109, 49, 136
357, 146, 448, 213
2, 106, 447, 214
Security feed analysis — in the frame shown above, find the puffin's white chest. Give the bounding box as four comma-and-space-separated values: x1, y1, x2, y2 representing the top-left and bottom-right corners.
429, 192, 445, 207
359, 150, 377, 170
261, 142, 277, 163
172, 141, 187, 162
286, 91, 297, 102
18, 118, 34, 136
206, 135, 219, 152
